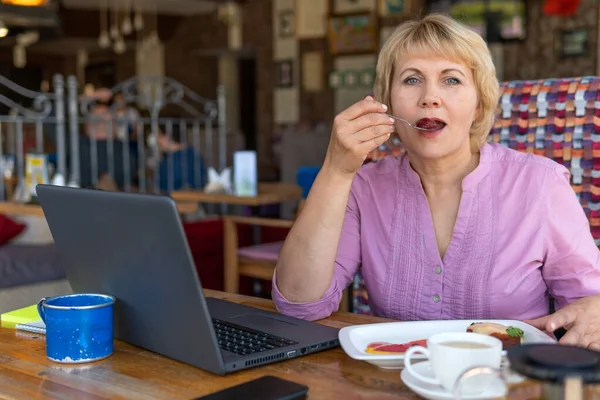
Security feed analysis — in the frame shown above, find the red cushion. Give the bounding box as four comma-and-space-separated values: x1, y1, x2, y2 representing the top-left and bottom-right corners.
259, 226, 289, 243
183, 218, 225, 255
181, 218, 287, 297
0, 214, 26, 245
182, 218, 254, 293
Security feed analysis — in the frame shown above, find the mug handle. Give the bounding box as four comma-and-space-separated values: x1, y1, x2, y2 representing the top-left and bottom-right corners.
404, 345, 441, 386
37, 297, 48, 324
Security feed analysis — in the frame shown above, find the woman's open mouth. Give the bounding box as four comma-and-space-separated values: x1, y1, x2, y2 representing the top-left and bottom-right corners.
416, 118, 446, 131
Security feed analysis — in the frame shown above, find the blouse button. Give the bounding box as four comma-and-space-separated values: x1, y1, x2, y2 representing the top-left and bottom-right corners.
435, 266, 443, 275
433, 295, 441, 303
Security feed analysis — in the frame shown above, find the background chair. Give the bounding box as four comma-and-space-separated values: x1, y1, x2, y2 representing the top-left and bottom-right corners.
222, 167, 353, 312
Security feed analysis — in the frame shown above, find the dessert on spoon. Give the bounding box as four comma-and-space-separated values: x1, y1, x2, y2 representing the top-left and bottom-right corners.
388, 115, 445, 132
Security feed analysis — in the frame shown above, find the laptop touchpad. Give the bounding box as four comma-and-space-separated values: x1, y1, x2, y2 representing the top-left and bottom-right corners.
230, 314, 298, 330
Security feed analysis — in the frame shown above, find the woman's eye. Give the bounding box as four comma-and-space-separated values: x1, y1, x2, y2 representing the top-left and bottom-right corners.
404, 77, 420, 85
445, 77, 461, 85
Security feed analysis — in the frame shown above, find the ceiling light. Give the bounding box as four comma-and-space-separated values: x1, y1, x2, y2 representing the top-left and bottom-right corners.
1, 0, 48, 6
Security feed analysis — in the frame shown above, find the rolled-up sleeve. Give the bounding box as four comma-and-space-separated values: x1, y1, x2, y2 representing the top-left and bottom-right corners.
542, 165, 600, 309
271, 183, 363, 321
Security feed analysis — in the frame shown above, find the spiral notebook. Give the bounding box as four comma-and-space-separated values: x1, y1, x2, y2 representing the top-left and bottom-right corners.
15, 320, 46, 335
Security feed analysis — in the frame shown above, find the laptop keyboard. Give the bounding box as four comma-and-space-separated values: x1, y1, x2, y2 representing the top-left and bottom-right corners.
212, 319, 298, 356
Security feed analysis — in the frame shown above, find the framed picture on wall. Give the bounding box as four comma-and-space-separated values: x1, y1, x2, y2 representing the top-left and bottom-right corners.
327, 13, 378, 55
427, 0, 527, 43
278, 9, 295, 38
379, 0, 411, 17
275, 60, 294, 88
556, 29, 588, 59
334, 0, 375, 14
296, 0, 328, 39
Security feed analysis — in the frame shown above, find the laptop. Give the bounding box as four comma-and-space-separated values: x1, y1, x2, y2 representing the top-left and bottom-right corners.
36, 185, 340, 376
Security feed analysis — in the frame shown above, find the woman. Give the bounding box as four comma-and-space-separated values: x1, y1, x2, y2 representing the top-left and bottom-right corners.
272, 14, 600, 348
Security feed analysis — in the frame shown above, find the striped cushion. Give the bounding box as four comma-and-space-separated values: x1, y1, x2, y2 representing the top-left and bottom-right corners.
490, 76, 600, 246
356, 76, 600, 315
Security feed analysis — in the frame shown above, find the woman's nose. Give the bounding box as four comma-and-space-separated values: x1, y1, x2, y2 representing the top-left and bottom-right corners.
420, 87, 441, 107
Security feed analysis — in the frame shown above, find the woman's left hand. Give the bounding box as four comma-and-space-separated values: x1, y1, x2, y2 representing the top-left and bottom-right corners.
525, 294, 600, 351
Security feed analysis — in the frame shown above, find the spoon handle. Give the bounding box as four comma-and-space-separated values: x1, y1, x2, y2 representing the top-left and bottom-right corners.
387, 114, 412, 126
388, 114, 428, 131
387, 114, 441, 132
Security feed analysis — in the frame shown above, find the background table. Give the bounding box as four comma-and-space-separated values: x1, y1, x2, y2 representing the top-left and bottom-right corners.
170, 182, 302, 207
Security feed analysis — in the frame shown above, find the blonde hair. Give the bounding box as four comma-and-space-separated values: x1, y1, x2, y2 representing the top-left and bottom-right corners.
374, 13, 499, 151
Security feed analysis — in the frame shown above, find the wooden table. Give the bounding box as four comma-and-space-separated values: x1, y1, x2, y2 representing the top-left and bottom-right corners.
0, 200, 198, 217
0, 289, 561, 399
171, 182, 302, 207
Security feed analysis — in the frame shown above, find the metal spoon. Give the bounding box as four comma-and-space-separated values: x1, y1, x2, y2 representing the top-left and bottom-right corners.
388, 114, 441, 132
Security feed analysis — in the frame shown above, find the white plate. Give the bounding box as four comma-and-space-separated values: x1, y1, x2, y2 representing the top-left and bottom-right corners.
338, 319, 556, 369
400, 361, 507, 400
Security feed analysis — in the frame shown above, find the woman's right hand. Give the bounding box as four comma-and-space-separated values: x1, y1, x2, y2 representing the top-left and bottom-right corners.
324, 95, 395, 176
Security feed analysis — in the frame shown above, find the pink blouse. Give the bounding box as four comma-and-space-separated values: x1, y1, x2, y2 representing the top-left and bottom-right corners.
272, 143, 600, 321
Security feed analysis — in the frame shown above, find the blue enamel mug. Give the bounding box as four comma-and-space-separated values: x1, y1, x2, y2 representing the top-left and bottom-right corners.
37, 294, 116, 363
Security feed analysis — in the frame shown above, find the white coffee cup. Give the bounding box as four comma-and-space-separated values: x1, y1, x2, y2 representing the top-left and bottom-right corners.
404, 332, 503, 394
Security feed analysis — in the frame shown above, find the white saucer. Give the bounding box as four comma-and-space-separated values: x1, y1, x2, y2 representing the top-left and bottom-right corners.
400, 362, 507, 400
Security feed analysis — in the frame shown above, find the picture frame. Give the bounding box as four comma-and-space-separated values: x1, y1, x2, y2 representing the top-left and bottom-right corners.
295, 0, 328, 39
278, 9, 295, 38
334, 0, 375, 14
327, 12, 378, 55
275, 60, 294, 88
302, 52, 324, 92
556, 29, 588, 59
426, 0, 527, 42
378, 0, 411, 17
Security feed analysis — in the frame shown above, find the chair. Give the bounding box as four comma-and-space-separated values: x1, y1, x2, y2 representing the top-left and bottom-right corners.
222, 167, 352, 312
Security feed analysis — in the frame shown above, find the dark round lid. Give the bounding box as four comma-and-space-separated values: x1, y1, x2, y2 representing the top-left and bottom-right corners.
527, 346, 599, 369
507, 344, 600, 383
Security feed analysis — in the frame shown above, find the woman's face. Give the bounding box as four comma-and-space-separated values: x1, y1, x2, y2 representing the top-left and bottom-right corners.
389, 54, 479, 161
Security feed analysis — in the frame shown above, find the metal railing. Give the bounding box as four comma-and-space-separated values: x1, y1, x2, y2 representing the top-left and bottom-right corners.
0, 74, 227, 201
